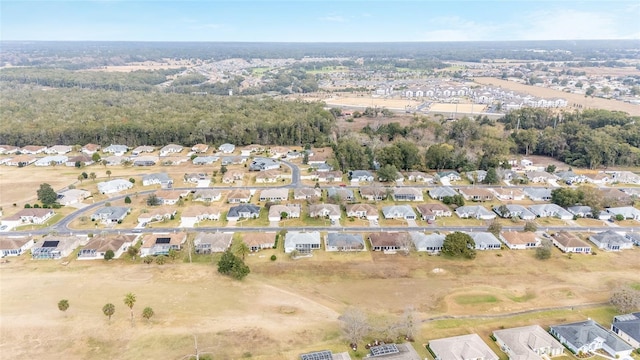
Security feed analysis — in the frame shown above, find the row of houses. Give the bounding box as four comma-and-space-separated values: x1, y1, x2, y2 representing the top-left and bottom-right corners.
427, 316, 638, 360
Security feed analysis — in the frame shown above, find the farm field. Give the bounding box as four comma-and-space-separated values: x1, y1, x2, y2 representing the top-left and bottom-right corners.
1, 245, 639, 359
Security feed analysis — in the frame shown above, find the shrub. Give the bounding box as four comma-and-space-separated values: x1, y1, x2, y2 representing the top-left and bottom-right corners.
33, 204, 40, 208
155, 255, 167, 265
270, 255, 277, 261
143, 257, 153, 264
104, 250, 115, 260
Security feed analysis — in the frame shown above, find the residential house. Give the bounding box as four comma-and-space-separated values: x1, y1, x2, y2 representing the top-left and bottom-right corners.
606, 206, 640, 220
368, 232, 410, 252
137, 207, 176, 225
525, 171, 557, 183
524, 188, 553, 202
600, 189, 634, 206
551, 232, 592, 254
184, 173, 211, 186
346, 204, 379, 220
31, 236, 81, 259
103, 155, 128, 166
466, 232, 502, 250
0, 236, 35, 257
428, 334, 499, 360
0, 145, 19, 154
459, 188, 494, 202
382, 205, 417, 220
34, 155, 68, 167
455, 206, 496, 220
90, 206, 130, 224
327, 187, 354, 201
493, 205, 536, 220
325, 233, 366, 252
268, 204, 301, 222
77, 234, 135, 260
500, 231, 541, 250
308, 204, 341, 220
131, 145, 155, 156
193, 232, 233, 253
159, 144, 183, 157
309, 163, 333, 172
625, 232, 640, 246
249, 157, 280, 171
45, 145, 72, 155
349, 170, 374, 184
155, 190, 189, 205
20, 145, 47, 154
240, 144, 264, 156
556, 170, 586, 184
132, 156, 157, 166
142, 173, 173, 188
567, 206, 594, 218
191, 143, 209, 153
227, 189, 252, 203
406, 171, 434, 183
1, 208, 55, 230
161, 156, 189, 166
584, 172, 611, 185
304, 170, 343, 183
221, 156, 246, 166
242, 232, 276, 252
192, 156, 219, 165
466, 170, 487, 183
222, 170, 244, 184
611, 313, 640, 348
491, 188, 525, 201
359, 186, 388, 201
589, 230, 634, 251
139, 233, 187, 257
269, 146, 290, 158
192, 189, 222, 202
493, 325, 564, 360
293, 187, 321, 200
56, 188, 91, 206
5, 154, 36, 167
102, 144, 128, 156
65, 154, 93, 167
392, 187, 424, 201
227, 204, 260, 221
180, 205, 221, 225
259, 188, 289, 202
429, 187, 458, 201
284, 231, 321, 254
528, 204, 573, 220
410, 232, 444, 253
607, 171, 640, 185
81, 143, 101, 155
255, 170, 289, 183
436, 171, 462, 183
416, 204, 452, 221
218, 143, 236, 154
549, 319, 633, 358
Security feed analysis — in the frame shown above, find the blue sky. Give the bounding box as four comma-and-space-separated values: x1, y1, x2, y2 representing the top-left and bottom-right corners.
1, 0, 639, 42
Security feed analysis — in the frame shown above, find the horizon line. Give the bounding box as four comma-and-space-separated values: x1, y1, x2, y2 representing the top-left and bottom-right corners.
2, 39, 639, 43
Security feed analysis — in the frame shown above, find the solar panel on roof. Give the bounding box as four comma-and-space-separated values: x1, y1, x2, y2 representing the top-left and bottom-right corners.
370, 344, 399, 357
300, 350, 333, 360
156, 237, 171, 244
42, 240, 60, 248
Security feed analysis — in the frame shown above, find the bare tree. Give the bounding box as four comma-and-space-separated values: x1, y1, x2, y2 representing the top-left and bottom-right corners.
339, 307, 370, 348
399, 306, 419, 341
610, 287, 640, 313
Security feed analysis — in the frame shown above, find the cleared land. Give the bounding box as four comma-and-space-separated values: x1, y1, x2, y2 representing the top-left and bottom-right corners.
473, 77, 640, 116
1, 245, 639, 359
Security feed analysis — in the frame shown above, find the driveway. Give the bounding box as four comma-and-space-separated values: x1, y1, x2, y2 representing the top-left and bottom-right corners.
179, 218, 197, 228
406, 219, 418, 227
369, 219, 380, 227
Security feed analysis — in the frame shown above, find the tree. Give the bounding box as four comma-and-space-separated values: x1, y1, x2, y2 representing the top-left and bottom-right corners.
551, 188, 581, 207
217, 250, 250, 280
104, 250, 115, 260
92, 152, 101, 162
129, 177, 135, 184
146, 194, 161, 206
233, 241, 250, 261
482, 167, 499, 184
487, 220, 502, 237
37, 183, 58, 206
142, 307, 155, 322
377, 164, 399, 183
58, 299, 69, 314
339, 307, 370, 347
220, 164, 228, 174
102, 303, 115, 322
127, 246, 139, 260
524, 221, 537, 232
610, 287, 640, 313
155, 255, 167, 265
106, 170, 112, 179
124, 293, 136, 324
535, 240, 552, 260
545, 164, 556, 173
77, 174, 84, 183
399, 306, 419, 341
442, 232, 476, 259
124, 196, 131, 204
89, 172, 97, 181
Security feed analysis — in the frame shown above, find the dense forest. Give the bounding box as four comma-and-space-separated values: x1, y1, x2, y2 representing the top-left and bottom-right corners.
0, 84, 335, 147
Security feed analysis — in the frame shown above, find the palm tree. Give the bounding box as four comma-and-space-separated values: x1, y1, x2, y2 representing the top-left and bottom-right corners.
124, 293, 136, 324
142, 307, 155, 323
102, 303, 115, 322
106, 170, 112, 179
234, 241, 250, 261
58, 299, 69, 315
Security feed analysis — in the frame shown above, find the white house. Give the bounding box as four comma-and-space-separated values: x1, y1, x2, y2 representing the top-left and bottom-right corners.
97, 179, 133, 194
284, 231, 321, 254
0, 236, 35, 257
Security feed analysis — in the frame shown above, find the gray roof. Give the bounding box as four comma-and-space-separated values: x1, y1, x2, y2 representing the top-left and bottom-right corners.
524, 187, 552, 199
227, 204, 260, 218
192, 156, 219, 164
493, 204, 535, 219
465, 232, 502, 248
528, 204, 573, 218
349, 170, 374, 179
92, 206, 129, 220
327, 187, 354, 199
429, 186, 458, 199
590, 230, 632, 246
142, 173, 172, 183
567, 206, 592, 215
382, 205, 416, 218
285, 231, 321, 246
429, 333, 499, 360
493, 325, 563, 360
409, 232, 444, 251
249, 157, 280, 170
550, 319, 633, 353
326, 233, 365, 249
613, 313, 640, 344
455, 205, 495, 218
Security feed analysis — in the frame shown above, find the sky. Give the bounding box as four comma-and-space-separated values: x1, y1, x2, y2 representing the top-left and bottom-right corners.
1, 0, 639, 42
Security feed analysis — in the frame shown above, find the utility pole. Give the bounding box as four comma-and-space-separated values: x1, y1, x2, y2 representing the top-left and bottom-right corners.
194, 335, 199, 360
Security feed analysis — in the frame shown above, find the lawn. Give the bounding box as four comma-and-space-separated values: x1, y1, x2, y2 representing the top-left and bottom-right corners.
454, 294, 499, 305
